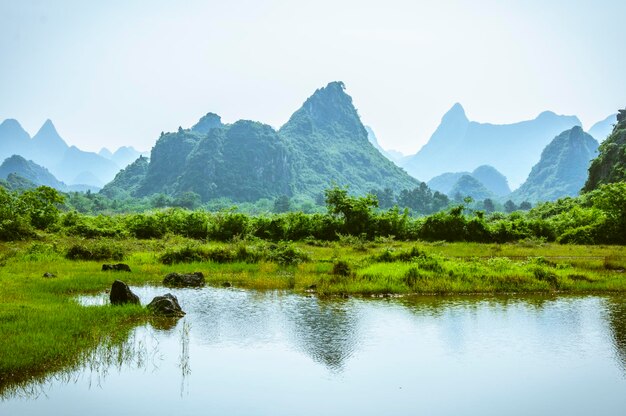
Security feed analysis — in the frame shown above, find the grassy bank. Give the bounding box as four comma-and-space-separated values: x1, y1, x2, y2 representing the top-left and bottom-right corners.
1, 235, 626, 392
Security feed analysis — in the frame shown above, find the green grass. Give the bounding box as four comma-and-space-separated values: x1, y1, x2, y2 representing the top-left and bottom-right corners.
1, 235, 626, 392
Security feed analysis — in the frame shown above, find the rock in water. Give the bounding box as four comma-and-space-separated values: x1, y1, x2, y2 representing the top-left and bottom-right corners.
147, 293, 185, 317
102, 263, 132, 272
110, 280, 140, 305
163, 272, 205, 288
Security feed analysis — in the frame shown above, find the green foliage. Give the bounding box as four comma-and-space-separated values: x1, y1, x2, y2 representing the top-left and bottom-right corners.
325, 186, 378, 236
584, 110, 626, 191
0, 186, 65, 240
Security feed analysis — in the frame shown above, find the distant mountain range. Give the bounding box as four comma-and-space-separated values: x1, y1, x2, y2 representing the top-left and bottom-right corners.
0, 119, 146, 188
428, 165, 511, 198
398, 104, 582, 188
0, 155, 100, 192
365, 127, 405, 164
105, 82, 421, 201
360, 104, 610, 191
588, 114, 617, 143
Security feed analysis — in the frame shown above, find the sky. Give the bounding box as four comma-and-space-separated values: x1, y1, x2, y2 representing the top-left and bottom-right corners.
1, 0, 625, 154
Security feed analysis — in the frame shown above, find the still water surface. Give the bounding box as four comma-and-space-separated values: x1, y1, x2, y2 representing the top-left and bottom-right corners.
2, 287, 626, 415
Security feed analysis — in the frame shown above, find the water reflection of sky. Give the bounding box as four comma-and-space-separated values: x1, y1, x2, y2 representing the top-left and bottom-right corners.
3, 289, 626, 416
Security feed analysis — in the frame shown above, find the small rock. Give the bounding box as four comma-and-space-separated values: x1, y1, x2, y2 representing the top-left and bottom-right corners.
102, 263, 132, 272
221, 281, 232, 288
163, 272, 205, 288
147, 293, 185, 317
110, 280, 140, 305
42, 272, 56, 278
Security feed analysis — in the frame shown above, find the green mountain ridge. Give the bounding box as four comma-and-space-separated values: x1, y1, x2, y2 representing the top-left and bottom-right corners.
584, 109, 626, 191
0, 155, 67, 190
105, 82, 420, 202
511, 126, 599, 203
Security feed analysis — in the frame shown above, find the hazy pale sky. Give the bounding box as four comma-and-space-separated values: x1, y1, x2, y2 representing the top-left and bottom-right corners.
1, 0, 625, 154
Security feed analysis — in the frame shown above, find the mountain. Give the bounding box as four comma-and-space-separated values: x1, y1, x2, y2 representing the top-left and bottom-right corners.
0, 119, 31, 158
0, 119, 123, 187
584, 109, 626, 192
53, 146, 120, 186
428, 165, 510, 197
400, 104, 581, 187
588, 114, 617, 142
510, 126, 599, 203
105, 82, 421, 202
99, 148, 114, 159
471, 165, 511, 196
29, 119, 70, 167
191, 112, 223, 134
0, 173, 39, 191
448, 174, 494, 201
427, 172, 467, 195
100, 155, 150, 198
278, 82, 418, 197
0, 155, 66, 190
99, 146, 147, 169
110, 146, 145, 168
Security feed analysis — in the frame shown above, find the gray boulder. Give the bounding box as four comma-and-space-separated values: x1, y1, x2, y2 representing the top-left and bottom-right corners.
163, 272, 205, 288
147, 293, 185, 317
109, 280, 140, 305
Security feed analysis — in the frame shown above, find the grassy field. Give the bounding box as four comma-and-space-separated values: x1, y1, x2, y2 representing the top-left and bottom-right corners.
1, 235, 626, 392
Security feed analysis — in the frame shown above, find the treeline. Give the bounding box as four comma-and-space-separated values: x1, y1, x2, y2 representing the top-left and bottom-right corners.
1, 183, 624, 245
63, 182, 452, 216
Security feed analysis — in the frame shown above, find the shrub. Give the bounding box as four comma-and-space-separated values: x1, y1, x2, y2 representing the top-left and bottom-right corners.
332, 260, 352, 277
266, 242, 309, 266
66, 240, 125, 261
404, 267, 425, 287
531, 266, 559, 288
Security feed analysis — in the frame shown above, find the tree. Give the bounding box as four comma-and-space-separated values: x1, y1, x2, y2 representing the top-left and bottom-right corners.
504, 200, 517, 213
325, 186, 378, 236
519, 201, 532, 211
173, 192, 201, 210
273, 195, 291, 213
151, 193, 173, 208
20, 186, 65, 230
370, 188, 395, 209
483, 198, 495, 213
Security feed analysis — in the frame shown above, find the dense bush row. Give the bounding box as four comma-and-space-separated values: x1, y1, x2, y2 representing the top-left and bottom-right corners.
1, 183, 625, 245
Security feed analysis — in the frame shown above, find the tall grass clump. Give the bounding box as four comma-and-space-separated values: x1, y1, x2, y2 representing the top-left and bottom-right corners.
65, 239, 125, 261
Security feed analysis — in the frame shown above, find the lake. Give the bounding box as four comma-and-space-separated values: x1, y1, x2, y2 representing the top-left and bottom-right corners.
2, 287, 626, 415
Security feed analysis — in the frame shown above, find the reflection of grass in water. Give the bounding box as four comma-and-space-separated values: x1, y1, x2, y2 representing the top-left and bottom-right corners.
179, 320, 191, 396
1, 326, 153, 400
1, 236, 626, 391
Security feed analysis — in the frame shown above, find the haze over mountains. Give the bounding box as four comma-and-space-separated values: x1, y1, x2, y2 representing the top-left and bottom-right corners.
0, 119, 145, 188
1, 81, 619, 208
398, 103, 583, 188
427, 165, 511, 198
